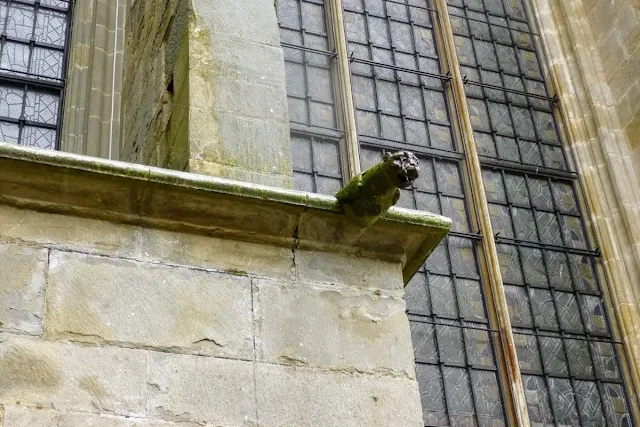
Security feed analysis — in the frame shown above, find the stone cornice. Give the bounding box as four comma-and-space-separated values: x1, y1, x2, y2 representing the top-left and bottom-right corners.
0, 143, 450, 283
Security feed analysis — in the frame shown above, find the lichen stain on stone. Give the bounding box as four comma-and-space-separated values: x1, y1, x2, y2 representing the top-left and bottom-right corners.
0, 347, 61, 392
79, 375, 108, 402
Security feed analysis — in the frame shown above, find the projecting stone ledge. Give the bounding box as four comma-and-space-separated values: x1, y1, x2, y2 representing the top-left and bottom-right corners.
0, 143, 450, 283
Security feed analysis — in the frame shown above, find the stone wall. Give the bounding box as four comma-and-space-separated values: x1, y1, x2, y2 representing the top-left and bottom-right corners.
120, 0, 190, 170
120, 1, 293, 187
0, 202, 424, 426
582, 0, 640, 170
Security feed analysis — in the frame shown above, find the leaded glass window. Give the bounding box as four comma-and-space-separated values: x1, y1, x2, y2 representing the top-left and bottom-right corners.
346, 2, 507, 425
448, 0, 634, 425
278, 0, 345, 194
0, 0, 73, 150
279, 0, 638, 426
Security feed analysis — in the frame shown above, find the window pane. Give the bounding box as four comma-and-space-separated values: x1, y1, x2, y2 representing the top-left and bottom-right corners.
452, 2, 635, 425
278, 0, 344, 193
0, 0, 71, 149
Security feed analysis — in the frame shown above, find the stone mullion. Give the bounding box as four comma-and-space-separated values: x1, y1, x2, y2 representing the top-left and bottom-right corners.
326, 0, 360, 178
61, 0, 126, 159
433, 0, 531, 426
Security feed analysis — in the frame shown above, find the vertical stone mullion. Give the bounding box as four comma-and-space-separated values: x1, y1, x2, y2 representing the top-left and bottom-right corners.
61, 0, 126, 159
326, 0, 360, 178
432, 1, 531, 426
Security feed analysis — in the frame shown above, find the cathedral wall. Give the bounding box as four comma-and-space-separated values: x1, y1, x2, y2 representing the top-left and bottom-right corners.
0, 203, 423, 426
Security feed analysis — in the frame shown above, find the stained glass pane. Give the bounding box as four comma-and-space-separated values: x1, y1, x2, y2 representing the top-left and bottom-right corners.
453, 1, 635, 424
278, 0, 344, 193
0, 0, 71, 149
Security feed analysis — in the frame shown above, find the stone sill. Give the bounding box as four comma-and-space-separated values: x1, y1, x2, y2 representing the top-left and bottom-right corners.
0, 143, 451, 283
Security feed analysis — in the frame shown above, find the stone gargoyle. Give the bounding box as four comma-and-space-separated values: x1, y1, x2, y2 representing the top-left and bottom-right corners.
335, 150, 420, 229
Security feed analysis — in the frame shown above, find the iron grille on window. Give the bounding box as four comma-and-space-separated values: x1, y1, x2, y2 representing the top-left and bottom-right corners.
0, 0, 73, 150
448, 0, 634, 424
278, 0, 637, 426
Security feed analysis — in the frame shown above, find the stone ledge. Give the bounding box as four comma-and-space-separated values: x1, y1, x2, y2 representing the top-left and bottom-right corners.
0, 143, 450, 283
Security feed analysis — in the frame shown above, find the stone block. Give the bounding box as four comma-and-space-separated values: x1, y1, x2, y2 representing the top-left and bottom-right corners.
295, 249, 404, 292
195, 111, 292, 177
2, 406, 202, 427
208, 32, 288, 88
0, 205, 138, 259
46, 251, 253, 359
146, 352, 256, 425
0, 335, 146, 416
0, 244, 47, 335
254, 279, 415, 377
136, 227, 294, 279
255, 363, 423, 427
191, 0, 281, 47
208, 76, 289, 123
189, 160, 294, 188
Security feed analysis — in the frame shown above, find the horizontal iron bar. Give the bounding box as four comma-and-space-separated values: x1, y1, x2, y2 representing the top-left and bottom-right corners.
280, 42, 336, 57
359, 137, 463, 162
350, 56, 451, 81
494, 236, 599, 257
479, 156, 578, 180
513, 328, 622, 345
464, 79, 554, 102
0, 34, 67, 52
0, 116, 58, 129
0, 70, 65, 88
448, 11, 540, 37
407, 315, 499, 333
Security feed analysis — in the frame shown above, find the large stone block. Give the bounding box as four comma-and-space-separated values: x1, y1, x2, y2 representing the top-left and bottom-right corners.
147, 352, 256, 425
208, 32, 288, 88
209, 76, 289, 123
295, 249, 404, 293
0, 205, 138, 259
0, 335, 146, 416
254, 279, 415, 377
137, 228, 294, 279
192, 0, 281, 47
0, 244, 47, 335
255, 363, 423, 427
2, 406, 202, 427
46, 251, 253, 359
189, 110, 292, 174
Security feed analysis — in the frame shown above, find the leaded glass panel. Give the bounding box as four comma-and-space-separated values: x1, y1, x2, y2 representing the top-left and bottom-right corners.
278, 0, 344, 193
347, 2, 508, 424
450, 0, 635, 425
364, 141, 506, 426
0, 0, 72, 149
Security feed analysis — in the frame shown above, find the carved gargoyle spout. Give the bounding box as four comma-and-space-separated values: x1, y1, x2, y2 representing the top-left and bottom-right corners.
335, 150, 420, 229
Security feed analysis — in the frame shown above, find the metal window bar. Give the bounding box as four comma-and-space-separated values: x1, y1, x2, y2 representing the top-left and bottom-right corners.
446, 0, 637, 425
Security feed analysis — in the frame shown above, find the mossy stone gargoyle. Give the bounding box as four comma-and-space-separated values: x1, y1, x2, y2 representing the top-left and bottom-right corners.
335, 151, 420, 231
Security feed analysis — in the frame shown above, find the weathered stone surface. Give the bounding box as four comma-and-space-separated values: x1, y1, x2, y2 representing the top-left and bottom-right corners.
255, 363, 423, 427
192, 0, 281, 47
208, 76, 289, 123
0, 244, 47, 335
3, 405, 202, 427
146, 352, 256, 425
254, 279, 415, 377
207, 32, 287, 88
137, 227, 294, 279
295, 249, 404, 292
0, 335, 146, 416
46, 251, 253, 359
0, 205, 138, 258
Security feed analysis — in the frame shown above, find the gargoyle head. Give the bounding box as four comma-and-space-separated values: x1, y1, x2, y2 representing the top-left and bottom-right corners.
382, 150, 420, 189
